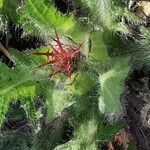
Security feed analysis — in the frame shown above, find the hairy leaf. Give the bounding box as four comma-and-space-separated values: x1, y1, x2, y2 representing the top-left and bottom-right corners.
99, 57, 130, 116
0, 48, 49, 125
69, 72, 96, 96
18, 0, 75, 34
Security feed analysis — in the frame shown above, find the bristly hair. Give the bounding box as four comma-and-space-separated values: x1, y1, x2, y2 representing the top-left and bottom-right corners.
0, 20, 44, 67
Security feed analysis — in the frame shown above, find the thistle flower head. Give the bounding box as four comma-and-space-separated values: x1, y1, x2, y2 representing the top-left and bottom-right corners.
35, 31, 83, 78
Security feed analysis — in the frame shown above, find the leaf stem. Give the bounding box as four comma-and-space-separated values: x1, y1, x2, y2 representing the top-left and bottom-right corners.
0, 42, 15, 63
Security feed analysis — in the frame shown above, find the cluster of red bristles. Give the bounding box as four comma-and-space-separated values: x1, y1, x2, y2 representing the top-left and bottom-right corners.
34, 31, 83, 78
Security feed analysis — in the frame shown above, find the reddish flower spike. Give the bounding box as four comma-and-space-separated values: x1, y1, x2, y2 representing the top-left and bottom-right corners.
35, 30, 83, 78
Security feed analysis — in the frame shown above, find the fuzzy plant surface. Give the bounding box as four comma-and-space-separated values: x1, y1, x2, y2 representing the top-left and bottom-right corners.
1, 0, 150, 150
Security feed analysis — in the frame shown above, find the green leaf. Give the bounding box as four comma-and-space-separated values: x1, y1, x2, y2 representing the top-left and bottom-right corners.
0, 101, 34, 150
36, 108, 70, 150
99, 57, 130, 116
18, 0, 75, 34
46, 86, 74, 123
0, 0, 3, 8
2, 0, 21, 21
55, 119, 98, 150
0, 131, 30, 150
0, 49, 49, 125
98, 121, 124, 141
0, 83, 36, 125
88, 31, 109, 62
69, 72, 96, 97
77, 0, 139, 34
